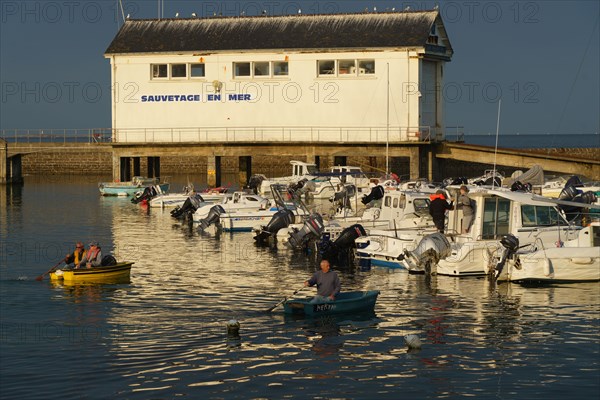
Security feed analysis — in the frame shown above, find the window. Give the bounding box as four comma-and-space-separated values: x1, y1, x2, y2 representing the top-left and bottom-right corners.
482, 197, 511, 239
190, 63, 205, 78
414, 199, 430, 215
521, 205, 563, 227
254, 62, 270, 76
273, 61, 288, 76
392, 197, 399, 209
171, 64, 187, 78
234, 62, 251, 77
151, 64, 167, 79
384, 196, 391, 207
317, 59, 375, 77
358, 59, 375, 74
338, 59, 355, 75
318, 60, 335, 76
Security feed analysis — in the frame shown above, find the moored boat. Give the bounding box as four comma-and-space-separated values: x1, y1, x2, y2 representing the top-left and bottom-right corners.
50, 262, 134, 283
283, 290, 380, 315
99, 176, 169, 196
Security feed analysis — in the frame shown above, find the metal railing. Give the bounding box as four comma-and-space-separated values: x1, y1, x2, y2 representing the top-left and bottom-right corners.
1, 126, 455, 144
0, 128, 113, 144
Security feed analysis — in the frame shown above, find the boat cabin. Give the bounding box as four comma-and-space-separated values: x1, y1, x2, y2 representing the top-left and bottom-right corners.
445, 187, 580, 245
291, 161, 318, 177
378, 191, 431, 226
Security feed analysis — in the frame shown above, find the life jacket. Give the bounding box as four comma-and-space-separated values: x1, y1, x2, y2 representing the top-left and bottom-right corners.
429, 193, 446, 201
74, 249, 86, 265
87, 247, 101, 262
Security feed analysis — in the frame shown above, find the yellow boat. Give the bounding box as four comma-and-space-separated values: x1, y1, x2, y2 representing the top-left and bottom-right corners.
50, 262, 134, 283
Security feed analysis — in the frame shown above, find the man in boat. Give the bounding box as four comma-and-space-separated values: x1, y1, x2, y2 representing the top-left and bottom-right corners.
304, 259, 341, 303
76, 242, 103, 269
64, 241, 86, 268
429, 190, 454, 233
456, 185, 474, 233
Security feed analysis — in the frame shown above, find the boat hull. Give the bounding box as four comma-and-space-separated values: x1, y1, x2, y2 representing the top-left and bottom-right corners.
500, 247, 600, 283
50, 262, 133, 283
283, 290, 379, 315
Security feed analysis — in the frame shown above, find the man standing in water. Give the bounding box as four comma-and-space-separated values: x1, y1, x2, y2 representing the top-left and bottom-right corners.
304, 259, 341, 303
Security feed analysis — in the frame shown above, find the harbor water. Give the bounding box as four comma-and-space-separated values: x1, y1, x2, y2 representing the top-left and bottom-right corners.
1, 176, 599, 399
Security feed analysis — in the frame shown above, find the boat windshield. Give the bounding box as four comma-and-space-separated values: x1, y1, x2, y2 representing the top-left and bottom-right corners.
306, 165, 318, 175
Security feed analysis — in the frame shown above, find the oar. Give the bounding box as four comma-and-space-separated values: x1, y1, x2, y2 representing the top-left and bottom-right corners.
35, 258, 65, 281
265, 285, 306, 313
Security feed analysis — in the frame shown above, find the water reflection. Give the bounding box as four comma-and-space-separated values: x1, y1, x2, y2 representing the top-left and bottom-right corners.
2, 177, 599, 400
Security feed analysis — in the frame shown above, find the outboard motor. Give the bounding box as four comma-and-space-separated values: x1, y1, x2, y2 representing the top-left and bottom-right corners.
319, 224, 367, 261
403, 233, 451, 275
245, 174, 266, 194
171, 193, 204, 220
198, 204, 226, 231
330, 185, 356, 209
361, 185, 385, 205
493, 234, 519, 279
131, 185, 159, 204
254, 209, 296, 244
558, 186, 597, 223
287, 213, 325, 249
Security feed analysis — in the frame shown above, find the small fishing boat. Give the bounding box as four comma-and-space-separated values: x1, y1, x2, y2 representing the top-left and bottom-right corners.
283, 290, 380, 315
99, 176, 169, 196
50, 262, 133, 283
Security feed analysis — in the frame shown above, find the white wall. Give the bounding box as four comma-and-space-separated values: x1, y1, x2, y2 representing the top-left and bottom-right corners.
108, 49, 443, 143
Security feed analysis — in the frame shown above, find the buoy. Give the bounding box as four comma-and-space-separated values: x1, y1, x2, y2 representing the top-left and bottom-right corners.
227, 319, 240, 335
404, 334, 422, 349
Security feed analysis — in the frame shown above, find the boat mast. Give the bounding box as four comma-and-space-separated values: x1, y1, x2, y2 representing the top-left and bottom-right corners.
492, 99, 501, 189
386, 63, 390, 177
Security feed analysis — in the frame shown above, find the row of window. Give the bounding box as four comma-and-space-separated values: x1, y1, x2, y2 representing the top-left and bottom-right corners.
152, 63, 206, 79
150, 59, 376, 80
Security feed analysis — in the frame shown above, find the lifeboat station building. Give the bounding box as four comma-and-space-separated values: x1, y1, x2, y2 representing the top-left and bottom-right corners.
104, 10, 453, 183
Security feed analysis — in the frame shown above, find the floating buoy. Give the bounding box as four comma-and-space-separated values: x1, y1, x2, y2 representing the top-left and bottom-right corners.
404, 334, 422, 349
227, 319, 240, 335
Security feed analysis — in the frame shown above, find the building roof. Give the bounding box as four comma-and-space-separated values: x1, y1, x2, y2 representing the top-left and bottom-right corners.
105, 11, 452, 55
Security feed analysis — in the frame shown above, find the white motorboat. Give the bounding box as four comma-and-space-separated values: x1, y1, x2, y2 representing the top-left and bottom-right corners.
148, 185, 198, 208
193, 192, 270, 224
415, 188, 596, 276
309, 166, 372, 199
258, 160, 318, 196
494, 222, 600, 283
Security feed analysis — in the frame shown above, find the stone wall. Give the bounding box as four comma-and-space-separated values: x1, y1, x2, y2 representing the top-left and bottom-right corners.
14, 143, 597, 181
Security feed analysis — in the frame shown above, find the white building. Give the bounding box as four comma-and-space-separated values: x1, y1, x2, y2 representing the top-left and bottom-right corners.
105, 11, 453, 144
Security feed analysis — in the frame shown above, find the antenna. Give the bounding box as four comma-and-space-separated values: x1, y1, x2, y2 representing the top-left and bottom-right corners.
117, 0, 126, 24
492, 99, 502, 189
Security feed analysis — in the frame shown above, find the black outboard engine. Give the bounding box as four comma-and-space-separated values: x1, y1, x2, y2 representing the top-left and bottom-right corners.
246, 174, 266, 194
493, 234, 519, 279
558, 185, 597, 223
254, 209, 296, 244
361, 185, 385, 205
198, 204, 226, 231
171, 193, 204, 220
131, 185, 159, 204
287, 213, 325, 249
319, 224, 367, 261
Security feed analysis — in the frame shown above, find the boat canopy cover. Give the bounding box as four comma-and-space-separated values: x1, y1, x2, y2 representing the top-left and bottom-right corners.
505, 164, 545, 186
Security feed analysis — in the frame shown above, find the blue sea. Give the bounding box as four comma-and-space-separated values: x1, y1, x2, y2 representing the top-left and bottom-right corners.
460, 133, 599, 148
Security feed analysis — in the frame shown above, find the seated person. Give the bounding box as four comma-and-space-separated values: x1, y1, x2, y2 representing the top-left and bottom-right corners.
76, 242, 102, 269
65, 242, 86, 268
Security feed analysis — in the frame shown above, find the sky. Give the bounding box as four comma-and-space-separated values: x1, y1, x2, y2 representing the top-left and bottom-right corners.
1, 0, 599, 136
